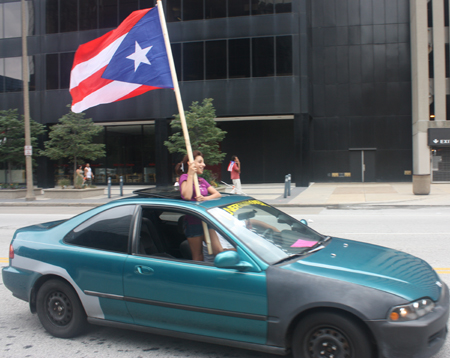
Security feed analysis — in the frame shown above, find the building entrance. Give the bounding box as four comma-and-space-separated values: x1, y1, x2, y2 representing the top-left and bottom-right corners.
349, 149, 376, 182
431, 148, 450, 182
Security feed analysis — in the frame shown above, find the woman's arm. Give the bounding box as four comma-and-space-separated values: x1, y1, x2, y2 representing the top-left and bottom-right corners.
234, 159, 241, 173
205, 186, 221, 200
180, 161, 197, 200
180, 174, 194, 200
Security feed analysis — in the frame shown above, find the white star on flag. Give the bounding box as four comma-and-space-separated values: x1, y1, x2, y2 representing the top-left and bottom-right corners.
126, 41, 153, 71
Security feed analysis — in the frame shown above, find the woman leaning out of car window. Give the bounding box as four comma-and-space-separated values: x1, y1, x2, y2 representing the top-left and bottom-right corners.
175, 150, 223, 261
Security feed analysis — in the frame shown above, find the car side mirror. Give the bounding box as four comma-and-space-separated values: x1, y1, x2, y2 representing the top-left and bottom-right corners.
214, 251, 253, 271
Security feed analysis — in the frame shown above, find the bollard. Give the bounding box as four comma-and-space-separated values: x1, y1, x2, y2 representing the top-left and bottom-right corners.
288, 174, 291, 196
108, 177, 111, 198
284, 175, 288, 198
284, 174, 292, 198
120, 176, 123, 196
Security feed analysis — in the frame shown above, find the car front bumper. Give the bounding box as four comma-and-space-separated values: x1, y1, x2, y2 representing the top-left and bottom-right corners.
367, 283, 449, 358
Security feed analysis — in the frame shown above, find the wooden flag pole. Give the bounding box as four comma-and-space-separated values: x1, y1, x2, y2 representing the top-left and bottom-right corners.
157, 0, 213, 255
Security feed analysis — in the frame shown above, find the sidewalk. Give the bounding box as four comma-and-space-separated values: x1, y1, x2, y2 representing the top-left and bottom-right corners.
1, 182, 450, 207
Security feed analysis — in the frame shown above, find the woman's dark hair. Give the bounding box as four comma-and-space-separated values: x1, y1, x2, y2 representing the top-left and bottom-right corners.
231, 155, 237, 161
175, 150, 203, 176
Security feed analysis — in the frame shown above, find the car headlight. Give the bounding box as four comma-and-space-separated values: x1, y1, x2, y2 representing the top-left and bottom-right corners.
388, 298, 435, 322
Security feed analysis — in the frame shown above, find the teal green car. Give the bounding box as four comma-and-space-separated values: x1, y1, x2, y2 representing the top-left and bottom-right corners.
2, 190, 449, 358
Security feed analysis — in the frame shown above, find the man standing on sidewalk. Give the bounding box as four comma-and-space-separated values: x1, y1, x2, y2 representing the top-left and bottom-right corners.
229, 155, 243, 194
84, 163, 94, 187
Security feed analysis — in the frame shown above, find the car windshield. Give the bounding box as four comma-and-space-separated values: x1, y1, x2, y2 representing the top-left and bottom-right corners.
209, 199, 327, 264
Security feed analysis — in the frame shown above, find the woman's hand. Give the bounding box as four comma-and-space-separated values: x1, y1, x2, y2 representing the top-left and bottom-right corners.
187, 161, 198, 176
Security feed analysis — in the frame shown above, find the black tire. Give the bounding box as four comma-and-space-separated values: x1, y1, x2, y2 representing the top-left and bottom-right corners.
36, 279, 87, 338
292, 312, 374, 358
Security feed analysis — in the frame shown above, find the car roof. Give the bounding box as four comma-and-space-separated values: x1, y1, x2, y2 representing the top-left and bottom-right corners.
117, 186, 253, 210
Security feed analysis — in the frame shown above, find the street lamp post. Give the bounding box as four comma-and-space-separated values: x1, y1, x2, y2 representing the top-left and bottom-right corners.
21, 0, 35, 201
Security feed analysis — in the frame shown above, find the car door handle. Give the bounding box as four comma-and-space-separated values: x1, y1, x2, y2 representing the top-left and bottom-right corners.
135, 265, 154, 275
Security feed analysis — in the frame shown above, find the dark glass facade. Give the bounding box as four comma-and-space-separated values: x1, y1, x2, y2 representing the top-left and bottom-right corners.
0, 0, 415, 187
310, 0, 412, 182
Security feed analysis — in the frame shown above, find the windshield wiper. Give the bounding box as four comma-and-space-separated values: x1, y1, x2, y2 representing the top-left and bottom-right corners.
305, 236, 331, 253
273, 253, 305, 265
273, 237, 332, 265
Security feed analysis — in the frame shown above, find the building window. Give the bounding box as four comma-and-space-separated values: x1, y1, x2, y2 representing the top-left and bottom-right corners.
183, 42, 204, 81
46, 0, 156, 33
228, 0, 251, 17
79, 0, 98, 31
205, 0, 226, 19
46, 52, 75, 90
166, 0, 181, 22
276, 35, 292, 76
275, 0, 292, 14
229, 38, 250, 78
171, 43, 182, 81
99, 0, 118, 29
3, 1, 23, 38
0, 4, 3, 39
60, 1, 78, 32
3, 2, 21, 38
252, 37, 274, 77
205, 40, 227, 80
0, 56, 35, 92
166, 0, 290, 22
176, 36, 291, 81
252, 0, 274, 15
183, 0, 203, 21
46, 54, 59, 90
45, 0, 59, 34
119, 0, 139, 23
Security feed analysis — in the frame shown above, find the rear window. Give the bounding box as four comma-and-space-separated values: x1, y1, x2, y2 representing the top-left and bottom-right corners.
64, 205, 135, 253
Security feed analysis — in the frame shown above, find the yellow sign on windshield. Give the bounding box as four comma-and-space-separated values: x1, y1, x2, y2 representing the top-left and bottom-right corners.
222, 199, 270, 215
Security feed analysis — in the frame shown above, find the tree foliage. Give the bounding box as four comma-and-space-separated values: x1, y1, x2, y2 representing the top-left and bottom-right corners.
40, 105, 106, 183
164, 98, 226, 182
0, 109, 46, 183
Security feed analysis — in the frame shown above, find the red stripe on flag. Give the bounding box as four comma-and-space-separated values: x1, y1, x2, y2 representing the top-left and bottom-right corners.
70, 67, 113, 105
72, 8, 152, 68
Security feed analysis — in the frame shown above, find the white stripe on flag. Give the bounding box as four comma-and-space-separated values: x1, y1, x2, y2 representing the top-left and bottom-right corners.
71, 81, 141, 113
70, 35, 126, 90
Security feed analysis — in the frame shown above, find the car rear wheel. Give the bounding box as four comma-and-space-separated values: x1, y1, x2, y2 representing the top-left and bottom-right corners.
36, 279, 87, 338
292, 312, 373, 358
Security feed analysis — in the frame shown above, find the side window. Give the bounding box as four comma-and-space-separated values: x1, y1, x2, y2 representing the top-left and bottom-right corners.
138, 208, 235, 263
64, 205, 135, 253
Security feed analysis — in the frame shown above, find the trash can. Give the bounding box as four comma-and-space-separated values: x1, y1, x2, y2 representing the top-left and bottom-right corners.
412, 174, 430, 195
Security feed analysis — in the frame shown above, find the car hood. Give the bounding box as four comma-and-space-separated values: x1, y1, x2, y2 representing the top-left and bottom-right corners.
284, 238, 441, 302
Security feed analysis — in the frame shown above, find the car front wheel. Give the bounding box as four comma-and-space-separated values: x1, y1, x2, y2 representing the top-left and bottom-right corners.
36, 279, 87, 338
292, 312, 374, 358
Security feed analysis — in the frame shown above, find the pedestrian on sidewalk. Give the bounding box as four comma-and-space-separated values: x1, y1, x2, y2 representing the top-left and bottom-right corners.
84, 163, 94, 187
75, 165, 85, 188
228, 155, 243, 194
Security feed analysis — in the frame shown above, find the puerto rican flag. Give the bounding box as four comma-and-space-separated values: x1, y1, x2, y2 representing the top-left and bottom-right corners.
70, 7, 173, 113
227, 161, 235, 172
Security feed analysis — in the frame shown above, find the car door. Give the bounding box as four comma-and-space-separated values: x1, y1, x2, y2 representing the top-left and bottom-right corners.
63, 204, 137, 323
123, 211, 268, 344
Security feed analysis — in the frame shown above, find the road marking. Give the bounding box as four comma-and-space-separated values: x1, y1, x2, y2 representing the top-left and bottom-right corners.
435, 268, 450, 274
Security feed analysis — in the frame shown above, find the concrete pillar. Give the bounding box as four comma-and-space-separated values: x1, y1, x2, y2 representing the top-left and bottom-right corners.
410, 0, 431, 193
432, 0, 446, 121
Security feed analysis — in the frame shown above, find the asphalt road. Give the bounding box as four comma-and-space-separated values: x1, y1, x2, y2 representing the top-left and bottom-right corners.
0, 206, 449, 358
